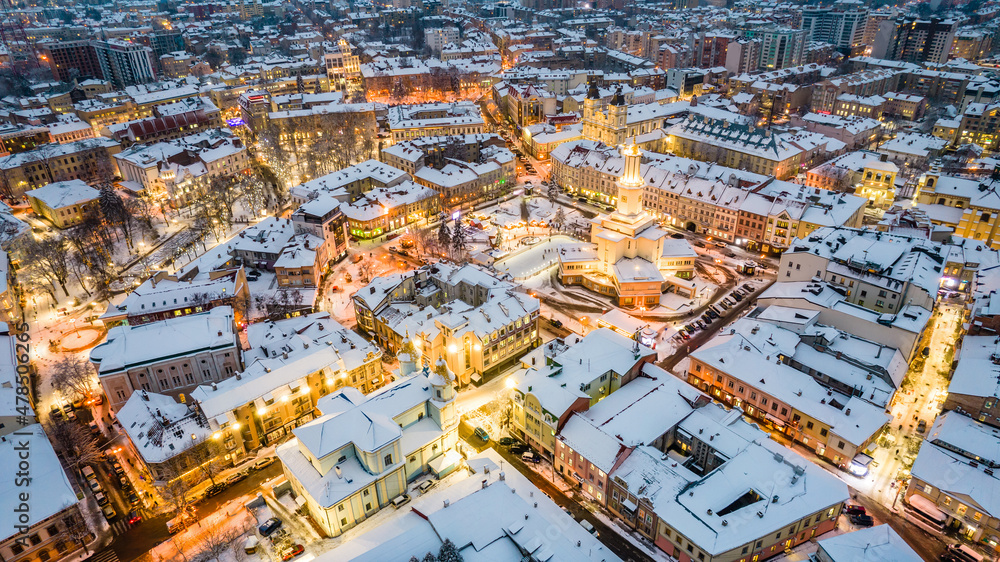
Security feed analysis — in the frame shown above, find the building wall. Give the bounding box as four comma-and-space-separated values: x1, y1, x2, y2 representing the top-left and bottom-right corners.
99, 346, 240, 411
0, 504, 90, 562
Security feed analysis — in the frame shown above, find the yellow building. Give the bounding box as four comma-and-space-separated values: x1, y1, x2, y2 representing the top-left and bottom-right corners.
916, 168, 1000, 249
857, 157, 899, 210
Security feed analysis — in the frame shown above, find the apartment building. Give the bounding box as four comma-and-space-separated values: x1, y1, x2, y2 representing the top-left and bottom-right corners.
779, 226, 945, 313
353, 262, 540, 386
801, 0, 868, 49
99, 268, 249, 328
512, 328, 656, 458
339, 182, 440, 240
193, 313, 384, 455
387, 102, 485, 144
114, 129, 249, 206
811, 69, 901, 114
873, 17, 958, 65
915, 169, 1000, 249
412, 146, 515, 211
905, 412, 1000, 543
688, 317, 892, 472
551, 141, 865, 253
0, 138, 122, 199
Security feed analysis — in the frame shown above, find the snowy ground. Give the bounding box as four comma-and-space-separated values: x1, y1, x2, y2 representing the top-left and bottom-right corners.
492, 234, 579, 279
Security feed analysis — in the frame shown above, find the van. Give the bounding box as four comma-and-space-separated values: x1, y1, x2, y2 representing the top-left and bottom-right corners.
947, 544, 985, 562
243, 536, 259, 554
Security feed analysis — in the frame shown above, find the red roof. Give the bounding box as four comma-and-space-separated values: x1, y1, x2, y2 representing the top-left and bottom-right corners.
127, 110, 210, 140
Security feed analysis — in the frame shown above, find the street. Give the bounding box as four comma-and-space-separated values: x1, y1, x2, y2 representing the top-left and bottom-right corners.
110, 463, 284, 562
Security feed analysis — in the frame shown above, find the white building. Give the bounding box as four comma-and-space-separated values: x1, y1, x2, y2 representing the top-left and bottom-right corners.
814, 525, 923, 562
779, 226, 945, 314
314, 450, 619, 561
277, 351, 460, 538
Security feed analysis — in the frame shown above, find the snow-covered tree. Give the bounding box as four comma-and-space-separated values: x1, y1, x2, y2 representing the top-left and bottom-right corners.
451, 223, 467, 258
438, 539, 462, 562
437, 221, 451, 254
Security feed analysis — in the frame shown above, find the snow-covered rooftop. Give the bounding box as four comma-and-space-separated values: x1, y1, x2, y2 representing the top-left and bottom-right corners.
90, 306, 237, 374
26, 179, 99, 209
0, 424, 79, 538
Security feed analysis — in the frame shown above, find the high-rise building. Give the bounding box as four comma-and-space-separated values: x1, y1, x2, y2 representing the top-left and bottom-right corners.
872, 17, 958, 65
93, 39, 155, 88
724, 39, 762, 74
759, 28, 807, 70
39, 40, 102, 82
801, 0, 869, 50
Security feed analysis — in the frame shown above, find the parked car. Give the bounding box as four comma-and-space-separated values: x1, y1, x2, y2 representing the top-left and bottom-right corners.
550, 318, 563, 328
205, 483, 227, 497
498, 437, 516, 446
850, 514, 874, 527
670, 233, 685, 239
258, 517, 283, 537
579, 519, 598, 537
474, 427, 490, 442
82, 466, 96, 480
391, 494, 411, 509
253, 457, 277, 471
417, 479, 436, 493
127, 492, 140, 506
94, 491, 109, 506
510, 444, 529, 455
281, 544, 304, 561
88, 480, 103, 493
101, 504, 117, 520
922, 346, 931, 357
743, 284, 755, 292
226, 471, 249, 486
844, 505, 866, 516
521, 451, 542, 463
917, 419, 927, 433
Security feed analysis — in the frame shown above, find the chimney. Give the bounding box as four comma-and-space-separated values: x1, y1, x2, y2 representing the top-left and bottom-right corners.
845, 408, 851, 416
335, 465, 342, 478
212, 382, 218, 391
443, 499, 450, 508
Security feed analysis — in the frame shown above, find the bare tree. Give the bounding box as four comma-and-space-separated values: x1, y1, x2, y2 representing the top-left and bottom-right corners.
186, 440, 228, 487
357, 260, 375, 284
50, 355, 97, 399
192, 520, 245, 562
21, 236, 71, 297
157, 458, 195, 515
62, 513, 94, 556
44, 420, 102, 470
